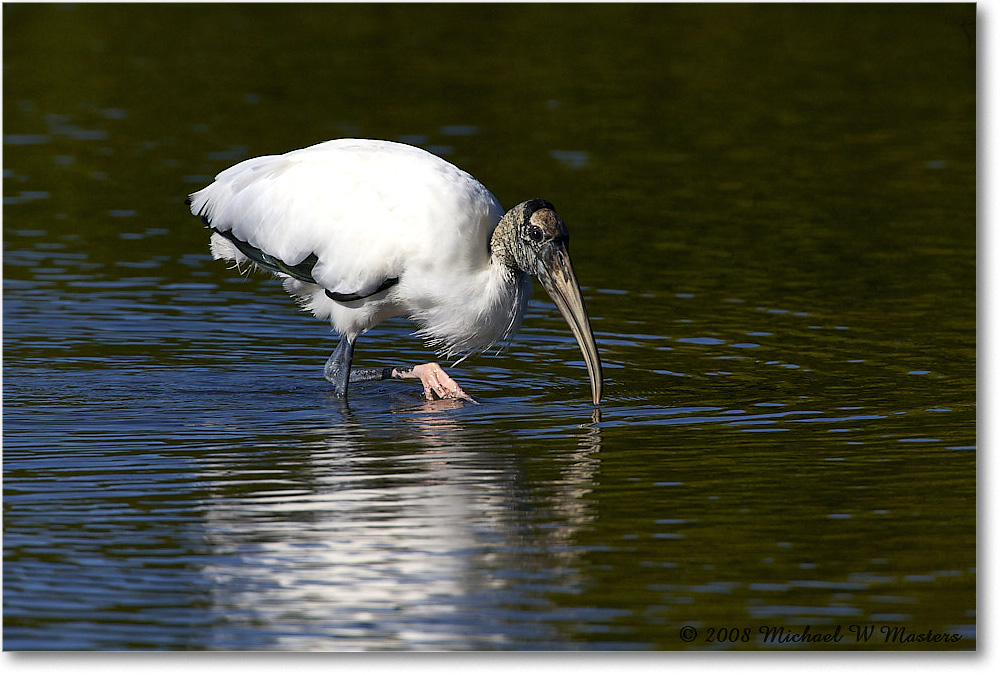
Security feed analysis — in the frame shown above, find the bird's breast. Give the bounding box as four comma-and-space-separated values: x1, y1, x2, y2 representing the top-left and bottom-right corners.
403, 262, 532, 359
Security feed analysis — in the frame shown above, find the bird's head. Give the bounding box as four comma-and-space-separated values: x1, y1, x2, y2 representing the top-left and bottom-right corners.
493, 199, 604, 405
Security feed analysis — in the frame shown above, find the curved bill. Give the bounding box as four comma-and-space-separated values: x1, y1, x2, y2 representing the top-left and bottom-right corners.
535, 243, 603, 405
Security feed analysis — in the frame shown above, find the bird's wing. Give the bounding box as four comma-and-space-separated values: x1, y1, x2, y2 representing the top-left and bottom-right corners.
210, 226, 320, 284
189, 139, 501, 300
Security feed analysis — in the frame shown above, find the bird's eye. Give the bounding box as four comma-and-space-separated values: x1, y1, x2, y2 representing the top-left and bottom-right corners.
528, 225, 543, 243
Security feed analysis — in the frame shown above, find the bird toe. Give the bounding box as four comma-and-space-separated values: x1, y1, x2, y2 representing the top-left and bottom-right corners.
406, 363, 478, 404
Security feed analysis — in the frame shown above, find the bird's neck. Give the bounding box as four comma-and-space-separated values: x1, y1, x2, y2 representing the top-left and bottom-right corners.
489, 217, 520, 271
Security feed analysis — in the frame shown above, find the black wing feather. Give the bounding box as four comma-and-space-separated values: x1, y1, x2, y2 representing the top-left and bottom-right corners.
212, 227, 319, 284
210, 226, 399, 301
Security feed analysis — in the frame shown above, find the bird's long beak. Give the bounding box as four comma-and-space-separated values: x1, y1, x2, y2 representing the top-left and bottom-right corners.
536, 243, 603, 405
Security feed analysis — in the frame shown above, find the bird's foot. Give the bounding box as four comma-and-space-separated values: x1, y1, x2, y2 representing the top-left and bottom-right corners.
393, 363, 478, 404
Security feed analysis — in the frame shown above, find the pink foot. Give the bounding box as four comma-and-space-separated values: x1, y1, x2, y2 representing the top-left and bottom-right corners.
394, 362, 478, 403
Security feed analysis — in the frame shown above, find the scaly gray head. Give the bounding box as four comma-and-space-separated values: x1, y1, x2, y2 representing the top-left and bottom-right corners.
491, 199, 603, 405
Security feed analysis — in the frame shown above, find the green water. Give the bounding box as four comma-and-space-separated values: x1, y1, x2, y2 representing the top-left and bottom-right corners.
3, 3, 975, 650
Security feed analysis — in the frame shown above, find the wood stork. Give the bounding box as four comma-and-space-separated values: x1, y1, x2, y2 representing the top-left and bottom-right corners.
187, 138, 602, 405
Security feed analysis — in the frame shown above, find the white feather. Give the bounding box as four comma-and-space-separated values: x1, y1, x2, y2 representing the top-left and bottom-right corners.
190, 138, 532, 357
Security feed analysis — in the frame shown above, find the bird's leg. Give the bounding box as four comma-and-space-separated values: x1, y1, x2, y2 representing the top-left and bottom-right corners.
349, 367, 396, 383
347, 362, 477, 403
323, 336, 356, 398
327, 335, 476, 403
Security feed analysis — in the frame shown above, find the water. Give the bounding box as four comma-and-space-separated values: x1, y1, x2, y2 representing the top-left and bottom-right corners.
3, 4, 975, 650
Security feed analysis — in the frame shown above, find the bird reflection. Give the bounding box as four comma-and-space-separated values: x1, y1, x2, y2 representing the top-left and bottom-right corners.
196, 403, 604, 649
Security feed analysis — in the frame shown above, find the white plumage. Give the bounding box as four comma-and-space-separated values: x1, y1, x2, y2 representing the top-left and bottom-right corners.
189, 138, 602, 404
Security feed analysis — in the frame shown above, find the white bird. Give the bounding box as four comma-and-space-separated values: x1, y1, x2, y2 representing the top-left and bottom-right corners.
187, 138, 602, 405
